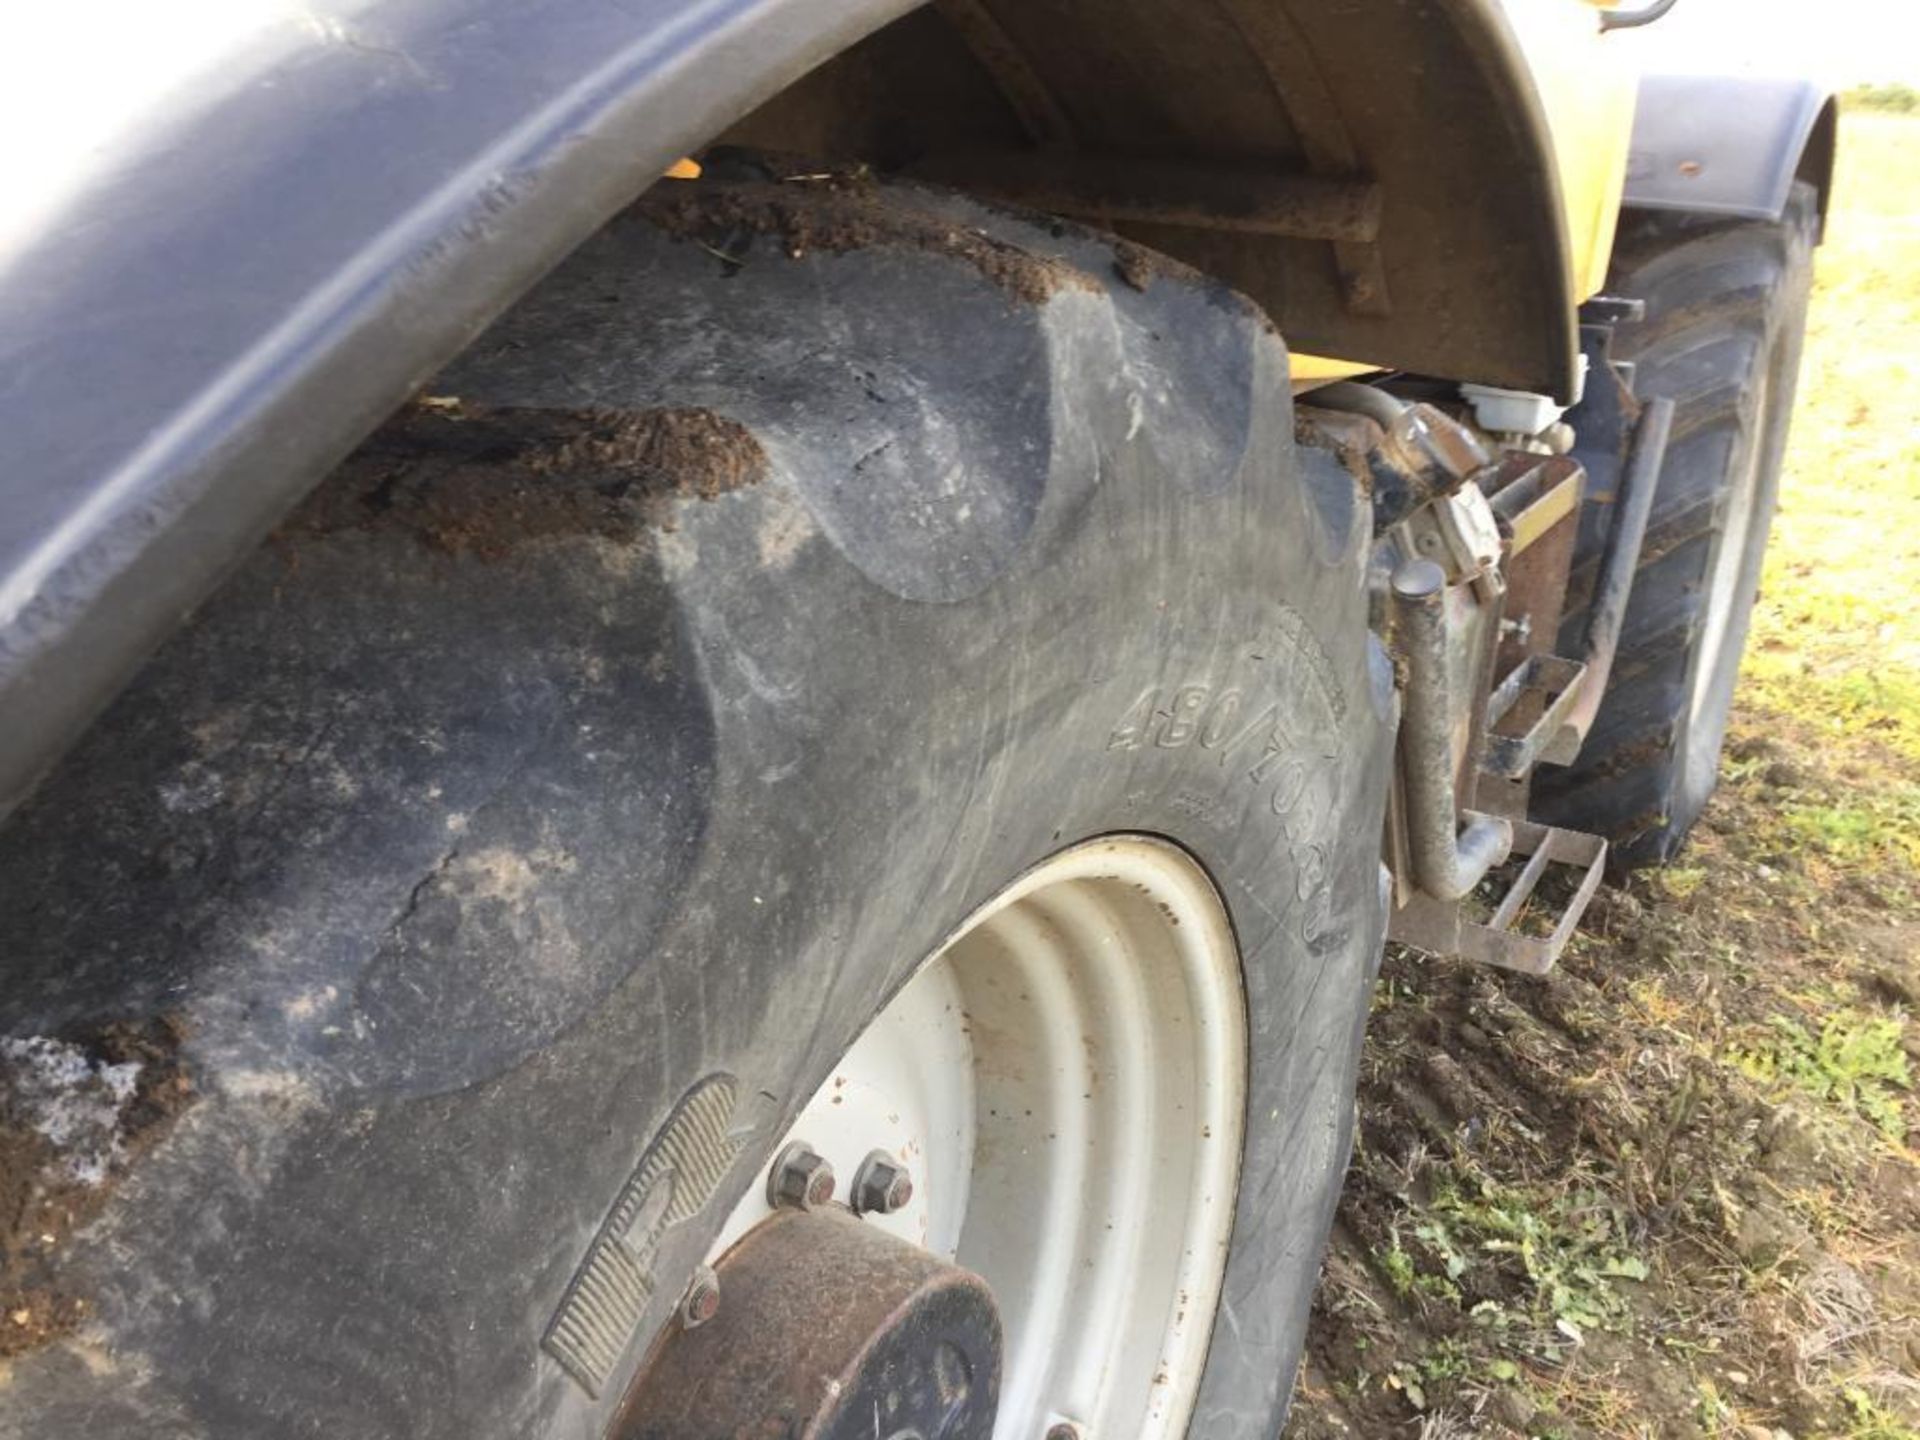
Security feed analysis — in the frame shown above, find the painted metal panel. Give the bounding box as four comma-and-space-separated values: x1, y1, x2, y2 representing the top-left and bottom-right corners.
1624, 73, 1835, 222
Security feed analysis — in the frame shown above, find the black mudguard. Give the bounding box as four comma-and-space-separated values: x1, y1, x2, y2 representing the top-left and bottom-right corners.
1624, 73, 1836, 236
0, 0, 1572, 821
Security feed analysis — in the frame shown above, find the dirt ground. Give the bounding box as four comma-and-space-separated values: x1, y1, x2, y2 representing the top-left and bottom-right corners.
1282, 110, 1920, 1440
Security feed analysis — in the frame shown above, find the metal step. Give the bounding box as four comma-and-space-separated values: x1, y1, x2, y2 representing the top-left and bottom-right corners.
1388, 820, 1607, 974
1484, 653, 1588, 778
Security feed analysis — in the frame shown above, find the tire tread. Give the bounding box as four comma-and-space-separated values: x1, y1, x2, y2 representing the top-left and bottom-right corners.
1537, 186, 1817, 863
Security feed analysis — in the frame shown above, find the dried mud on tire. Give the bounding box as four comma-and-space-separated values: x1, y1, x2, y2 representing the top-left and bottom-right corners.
1, 1019, 194, 1358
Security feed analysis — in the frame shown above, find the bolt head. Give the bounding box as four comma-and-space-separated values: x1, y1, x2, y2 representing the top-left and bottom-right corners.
680, 1267, 720, 1329
768, 1142, 836, 1211
851, 1150, 914, 1216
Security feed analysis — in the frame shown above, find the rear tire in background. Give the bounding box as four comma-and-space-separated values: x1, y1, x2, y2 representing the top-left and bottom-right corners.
1539, 183, 1817, 866
0, 180, 1392, 1437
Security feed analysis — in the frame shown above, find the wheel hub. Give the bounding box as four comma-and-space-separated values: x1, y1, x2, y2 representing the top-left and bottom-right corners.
616, 1209, 1001, 1440
621, 838, 1244, 1438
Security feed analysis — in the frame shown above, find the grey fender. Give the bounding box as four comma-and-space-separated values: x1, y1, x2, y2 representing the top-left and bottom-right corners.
1623, 74, 1837, 237
0, 0, 1576, 822
0, 0, 922, 823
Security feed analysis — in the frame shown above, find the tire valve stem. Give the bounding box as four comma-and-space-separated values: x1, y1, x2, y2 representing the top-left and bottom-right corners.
768, 1142, 837, 1210
680, 1266, 721, 1330
851, 1151, 914, 1216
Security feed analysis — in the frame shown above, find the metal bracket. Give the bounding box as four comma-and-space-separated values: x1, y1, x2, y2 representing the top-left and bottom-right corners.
1577, 295, 1648, 326
912, 150, 1383, 243
1483, 654, 1589, 779
1542, 397, 1674, 765
1388, 821, 1607, 975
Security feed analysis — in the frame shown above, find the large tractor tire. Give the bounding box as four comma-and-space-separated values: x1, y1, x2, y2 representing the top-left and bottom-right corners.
0, 179, 1392, 1438
1539, 183, 1817, 865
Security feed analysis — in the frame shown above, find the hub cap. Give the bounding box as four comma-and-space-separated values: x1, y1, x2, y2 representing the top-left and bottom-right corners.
620, 1208, 1001, 1440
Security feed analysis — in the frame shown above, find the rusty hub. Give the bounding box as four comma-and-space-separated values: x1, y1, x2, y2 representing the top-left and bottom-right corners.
615, 1208, 1000, 1440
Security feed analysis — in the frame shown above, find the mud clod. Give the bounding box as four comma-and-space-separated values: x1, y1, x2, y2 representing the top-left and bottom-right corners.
1109, 238, 1206, 294
1112, 240, 1158, 292
1, 1017, 193, 1358
280, 403, 768, 557
527, 407, 765, 502
636, 173, 1100, 308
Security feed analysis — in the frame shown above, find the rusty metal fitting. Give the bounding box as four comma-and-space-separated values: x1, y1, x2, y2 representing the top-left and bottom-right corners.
767, 1142, 836, 1211
850, 1151, 913, 1216
679, 1266, 720, 1329
616, 1209, 1002, 1440
1300, 383, 1494, 534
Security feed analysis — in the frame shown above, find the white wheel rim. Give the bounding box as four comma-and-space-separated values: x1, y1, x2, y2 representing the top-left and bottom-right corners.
1688, 369, 1770, 747
711, 836, 1248, 1439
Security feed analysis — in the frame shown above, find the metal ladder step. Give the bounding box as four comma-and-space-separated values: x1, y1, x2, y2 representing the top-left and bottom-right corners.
1388, 820, 1607, 975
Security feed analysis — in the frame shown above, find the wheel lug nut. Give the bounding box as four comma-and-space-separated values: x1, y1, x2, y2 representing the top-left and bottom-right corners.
768, 1142, 836, 1210
679, 1266, 720, 1329
851, 1150, 914, 1216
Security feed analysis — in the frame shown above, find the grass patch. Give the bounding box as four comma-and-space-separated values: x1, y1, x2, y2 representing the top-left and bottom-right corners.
1843, 1385, 1920, 1440
1729, 1011, 1912, 1138
1749, 110, 1920, 794
1842, 82, 1920, 115
1779, 788, 1920, 870
1428, 1176, 1648, 1341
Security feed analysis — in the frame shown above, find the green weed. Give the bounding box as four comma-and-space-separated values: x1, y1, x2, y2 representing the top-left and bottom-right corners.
1694, 1379, 1738, 1436
1416, 1339, 1472, 1384
1659, 865, 1709, 900
1729, 1011, 1912, 1137
1384, 1341, 1475, 1412
1379, 1238, 1418, 1298
1419, 1173, 1650, 1343
1842, 1384, 1920, 1440
1770, 786, 1920, 870
1843, 82, 1920, 114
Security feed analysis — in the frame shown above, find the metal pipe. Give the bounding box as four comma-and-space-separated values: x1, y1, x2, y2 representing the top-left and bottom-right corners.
1308, 382, 1494, 532
1554, 396, 1673, 749
910, 152, 1384, 244
1599, 0, 1680, 30
1313, 381, 1409, 432
1392, 558, 1515, 901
